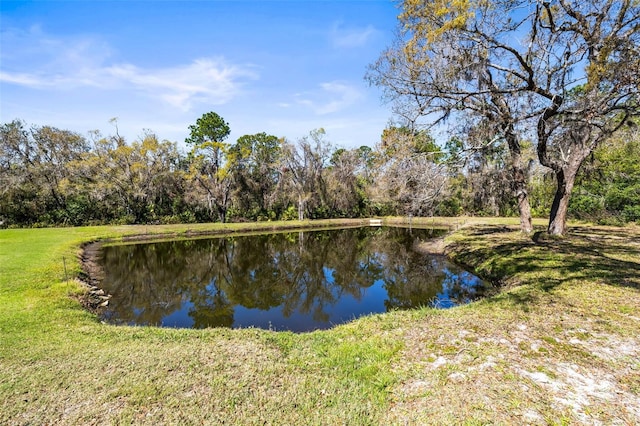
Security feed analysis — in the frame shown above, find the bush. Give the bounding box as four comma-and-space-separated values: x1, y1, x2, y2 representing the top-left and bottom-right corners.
623, 204, 640, 223
569, 194, 605, 220
435, 197, 462, 217
281, 205, 299, 221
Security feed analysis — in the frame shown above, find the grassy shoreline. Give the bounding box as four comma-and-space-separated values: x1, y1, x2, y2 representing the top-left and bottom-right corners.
1, 218, 638, 424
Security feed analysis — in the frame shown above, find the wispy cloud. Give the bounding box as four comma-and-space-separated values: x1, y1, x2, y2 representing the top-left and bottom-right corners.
104, 59, 257, 110
295, 81, 363, 115
0, 27, 257, 111
329, 22, 377, 48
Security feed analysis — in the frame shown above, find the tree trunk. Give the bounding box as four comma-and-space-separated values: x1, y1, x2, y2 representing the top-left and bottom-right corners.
547, 166, 579, 236
298, 196, 304, 221
505, 129, 533, 234
513, 165, 533, 234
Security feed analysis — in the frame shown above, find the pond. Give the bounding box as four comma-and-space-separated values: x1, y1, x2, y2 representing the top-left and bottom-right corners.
95, 226, 489, 332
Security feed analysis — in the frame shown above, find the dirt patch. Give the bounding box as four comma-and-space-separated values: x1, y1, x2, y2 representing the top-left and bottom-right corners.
79, 241, 103, 286
75, 241, 111, 313
387, 313, 640, 424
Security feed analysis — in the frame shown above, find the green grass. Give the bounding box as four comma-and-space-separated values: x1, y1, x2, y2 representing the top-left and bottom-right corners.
1, 218, 639, 424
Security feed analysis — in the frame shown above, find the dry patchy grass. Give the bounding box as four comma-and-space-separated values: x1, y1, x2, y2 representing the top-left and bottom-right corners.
386, 223, 640, 425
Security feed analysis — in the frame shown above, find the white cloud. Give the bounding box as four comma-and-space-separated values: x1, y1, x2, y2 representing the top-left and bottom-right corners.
330, 22, 377, 48
294, 81, 363, 115
0, 27, 257, 111
317, 82, 362, 114
0, 71, 49, 88
103, 59, 257, 110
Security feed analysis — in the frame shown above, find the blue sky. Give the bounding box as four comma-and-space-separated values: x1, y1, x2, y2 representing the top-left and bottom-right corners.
0, 0, 400, 149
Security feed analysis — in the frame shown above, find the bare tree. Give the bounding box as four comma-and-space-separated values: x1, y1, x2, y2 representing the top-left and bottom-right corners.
325, 148, 365, 217
372, 126, 448, 216
278, 129, 332, 220
379, 155, 448, 216
367, 2, 535, 232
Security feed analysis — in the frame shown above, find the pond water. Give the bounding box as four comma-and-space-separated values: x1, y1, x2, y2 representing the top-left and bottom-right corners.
96, 227, 489, 332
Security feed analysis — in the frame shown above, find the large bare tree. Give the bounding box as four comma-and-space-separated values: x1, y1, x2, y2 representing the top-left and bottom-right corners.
371, 126, 448, 216
368, 0, 640, 235
278, 129, 332, 220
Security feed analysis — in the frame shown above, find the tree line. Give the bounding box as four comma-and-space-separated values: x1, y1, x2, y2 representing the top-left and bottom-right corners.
1, 112, 638, 228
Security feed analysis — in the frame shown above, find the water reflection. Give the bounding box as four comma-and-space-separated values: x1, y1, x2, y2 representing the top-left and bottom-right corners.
97, 227, 488, 332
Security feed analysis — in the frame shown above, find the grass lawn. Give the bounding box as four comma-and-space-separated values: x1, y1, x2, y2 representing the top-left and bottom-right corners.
1, 218, 638, 424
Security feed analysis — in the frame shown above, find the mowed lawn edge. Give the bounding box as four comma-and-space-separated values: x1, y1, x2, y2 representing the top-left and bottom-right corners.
1, 218, 638, 425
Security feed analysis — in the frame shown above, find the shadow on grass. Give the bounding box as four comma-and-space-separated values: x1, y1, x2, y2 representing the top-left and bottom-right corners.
464, 225, 518, 236
448, 224, 640, 307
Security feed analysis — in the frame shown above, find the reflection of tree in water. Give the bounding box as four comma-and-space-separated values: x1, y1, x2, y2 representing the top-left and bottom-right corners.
98, 227, 484, 329
377, 229, 486, 310
382, 256, 447, 311
433, 266, 485, 308
223, 229, 383, 324
365, 228, 446, 311
189, 286, 234, 329
100, 241, 196, 325
186, 238, 236, 328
